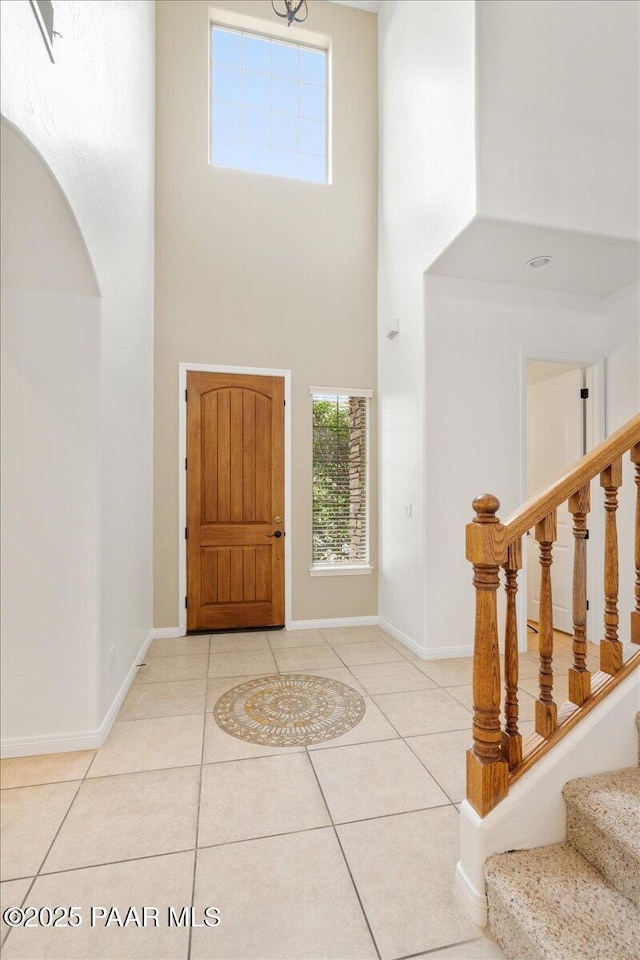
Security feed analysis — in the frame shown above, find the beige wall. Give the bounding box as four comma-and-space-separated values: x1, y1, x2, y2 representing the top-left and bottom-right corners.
154, 0, 378, 627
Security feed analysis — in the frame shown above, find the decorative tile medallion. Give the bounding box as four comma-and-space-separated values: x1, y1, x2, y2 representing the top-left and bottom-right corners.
213, 674, 366, 746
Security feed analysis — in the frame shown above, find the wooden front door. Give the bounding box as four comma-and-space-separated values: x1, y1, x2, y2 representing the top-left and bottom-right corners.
186, 371, 285, 631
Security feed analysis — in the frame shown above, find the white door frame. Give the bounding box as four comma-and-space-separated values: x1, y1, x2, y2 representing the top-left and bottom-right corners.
178, 362, 293, 636
519, 349, 606, 652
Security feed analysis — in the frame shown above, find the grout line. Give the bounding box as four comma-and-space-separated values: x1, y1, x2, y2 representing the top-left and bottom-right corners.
1, 771, 93, 792
187, 705, 208, 960
22, 824, 342, 884
70, 761, 204, 782
111, 707, 207, 726
194, 822, 333, 853
403, 725, 473, 739
309, 722, 473, 753
116, 707, 207, 724
403, 740, 460, 806
265, 629, 283, 675
2, 745, 102, 949
393, 937, 485, 960
304, 746, 383, 960
145, 636, 211, 659
308, 732, 399, 754
356, 692, 406, 741
331, 800, 456, 828
25, 846, 200, 880
133, 673, 209, 686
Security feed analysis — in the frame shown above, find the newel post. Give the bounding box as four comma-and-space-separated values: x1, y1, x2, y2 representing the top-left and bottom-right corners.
466, 494, 508, 816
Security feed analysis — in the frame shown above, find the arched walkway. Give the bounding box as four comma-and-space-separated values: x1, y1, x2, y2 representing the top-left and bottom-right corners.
1, 119, 102, 750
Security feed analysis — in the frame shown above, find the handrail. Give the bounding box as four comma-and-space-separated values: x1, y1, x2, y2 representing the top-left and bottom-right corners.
465, 412, 640, 817
502, 415, 640, 542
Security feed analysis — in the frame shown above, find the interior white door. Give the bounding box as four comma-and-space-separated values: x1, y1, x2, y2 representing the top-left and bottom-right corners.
527, 368, 584, 634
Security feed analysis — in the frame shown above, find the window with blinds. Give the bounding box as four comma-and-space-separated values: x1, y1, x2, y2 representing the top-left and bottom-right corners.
311, 388, 372, 571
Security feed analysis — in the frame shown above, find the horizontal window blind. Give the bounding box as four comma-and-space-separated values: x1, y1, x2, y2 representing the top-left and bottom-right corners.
312, 392, 369, 566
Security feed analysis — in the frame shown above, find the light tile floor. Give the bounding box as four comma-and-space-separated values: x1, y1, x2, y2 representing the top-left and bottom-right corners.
1, 625, 508, 960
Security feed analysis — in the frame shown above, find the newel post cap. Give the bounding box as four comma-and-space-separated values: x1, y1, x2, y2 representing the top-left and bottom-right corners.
472, 494, 501, 523
466, 494, 506, 565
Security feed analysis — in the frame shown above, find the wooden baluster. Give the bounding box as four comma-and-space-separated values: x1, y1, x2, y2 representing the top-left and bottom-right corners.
600, 456, 623, 675
632, 443, 640, 645
568, 484, 592, 705
535, 511, 557, 737
501, 539, 522, 769
466, 494, 508, 816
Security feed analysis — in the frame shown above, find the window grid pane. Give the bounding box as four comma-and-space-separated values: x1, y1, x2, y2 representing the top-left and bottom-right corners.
211, 25, 327, 183
312, 395, 368, 566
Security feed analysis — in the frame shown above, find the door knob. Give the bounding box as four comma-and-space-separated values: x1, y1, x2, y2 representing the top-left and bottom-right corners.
267, 530, 283, 538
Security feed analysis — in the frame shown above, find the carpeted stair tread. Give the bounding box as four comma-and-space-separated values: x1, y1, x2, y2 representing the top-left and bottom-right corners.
563, 766, 640, 905
562, 767, 640, 856
485, 842, 640, 960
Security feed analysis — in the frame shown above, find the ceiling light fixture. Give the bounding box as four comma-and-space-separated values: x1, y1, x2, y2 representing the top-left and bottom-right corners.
526, 255, 554, 270
271, 0, 309, 27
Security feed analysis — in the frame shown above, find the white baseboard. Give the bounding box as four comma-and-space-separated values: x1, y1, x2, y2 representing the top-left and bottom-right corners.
377, 618, 424, 658
455, 861, 488, 927
0, 631, 154, 758
423, 643, 474, 659
378, 617, 473, 660
149, 626, 184, 639
288, 615, 378, 630
96, 630, 154, 742
1, 728, 105, 758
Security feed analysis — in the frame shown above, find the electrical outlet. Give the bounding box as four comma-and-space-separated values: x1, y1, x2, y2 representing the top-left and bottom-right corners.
109, 646, 116, 672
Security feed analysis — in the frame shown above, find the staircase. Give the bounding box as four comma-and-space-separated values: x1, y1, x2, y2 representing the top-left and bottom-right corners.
485, 715, 640, 960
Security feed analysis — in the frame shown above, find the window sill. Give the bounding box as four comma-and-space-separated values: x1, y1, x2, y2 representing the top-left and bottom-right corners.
309, 564, 374, 577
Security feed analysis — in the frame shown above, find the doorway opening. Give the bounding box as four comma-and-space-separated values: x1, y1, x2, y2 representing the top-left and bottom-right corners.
524, 355, 605, 660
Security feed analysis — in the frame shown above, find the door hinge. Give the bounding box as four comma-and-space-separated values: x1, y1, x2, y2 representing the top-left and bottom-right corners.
184, 527, 188, 540
580, 387, 589, 399
185, 389, 188, 402
185, 596, 188, 609
585, 529, 589, 540
185, 457, 187, 470
586, 600, 590, 610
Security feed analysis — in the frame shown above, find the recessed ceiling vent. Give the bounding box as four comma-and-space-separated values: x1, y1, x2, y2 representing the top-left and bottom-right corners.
526, 255, 554, 270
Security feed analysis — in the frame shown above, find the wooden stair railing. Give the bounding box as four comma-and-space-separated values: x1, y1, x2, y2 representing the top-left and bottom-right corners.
466, 414, 640, 816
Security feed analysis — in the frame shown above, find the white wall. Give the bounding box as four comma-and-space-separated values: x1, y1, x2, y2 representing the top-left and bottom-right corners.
377, 0, 476, 650
1, 0, 155, 750
605, 282, 640, 626
378, 1, 639, 657
1, 288, 101, 746
1, 123, 101, 749
422, 276, 639, 657
477, 0, 640, 240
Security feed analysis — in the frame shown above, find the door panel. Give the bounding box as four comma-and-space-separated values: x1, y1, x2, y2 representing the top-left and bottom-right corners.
526, 368, 583, 634
187, 371, 284, 631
